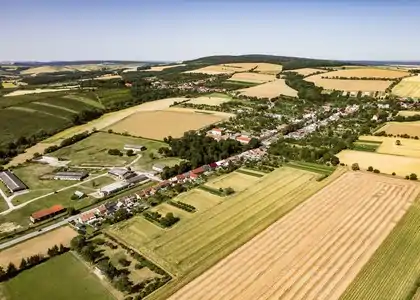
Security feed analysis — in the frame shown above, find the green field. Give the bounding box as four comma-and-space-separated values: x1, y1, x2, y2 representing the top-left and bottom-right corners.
286, 161, 336, 175
340, 201, 420, 300
108, 167, 345, 299
0, 253, 115, 300
96, 88, 132, 107
353, 140, 382, 152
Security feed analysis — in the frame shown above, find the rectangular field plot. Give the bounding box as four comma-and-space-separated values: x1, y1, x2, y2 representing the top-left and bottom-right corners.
169, 172, 420, 300
175, 189, 222, 212
0, 253, 115, 300
205, 171, 261, 192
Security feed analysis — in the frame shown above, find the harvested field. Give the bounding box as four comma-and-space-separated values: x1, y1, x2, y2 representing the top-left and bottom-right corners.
227, 72, 276, 83
186, 63, 257, 75
108, 108, 231, 140
336, 150, 420, 176
361, 135, 420, 158
169, 172, 420, 300
305, 74, 392, 92
144, 64, 186, 71
375, 122, 420, 137
398, 110, 420, 117
4, 88, 77, 97
392, 75, 420, 98
238, 79, 298, 98
109, 167, 346, 300
253, 63, 283, 75
288, 68, 327, 76
187, 94, 231, 106
93, 74, 122, 80
206, 171, 261, 192
319, 68, 409, 79
175, 189, 222, 212
0, 226, 78, 267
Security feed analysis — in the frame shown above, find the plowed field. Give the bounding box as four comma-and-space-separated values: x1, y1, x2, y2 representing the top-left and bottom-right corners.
169, 172, 420, 300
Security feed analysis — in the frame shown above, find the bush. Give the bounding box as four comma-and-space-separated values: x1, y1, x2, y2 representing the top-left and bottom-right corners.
373, 169, 380, 173
367, 166, 374, 172
126, 149, 135, 157
108, 148, 122, 156
410, 173, 418, 180
351, 163, 360, 171
392, 172, 396, 176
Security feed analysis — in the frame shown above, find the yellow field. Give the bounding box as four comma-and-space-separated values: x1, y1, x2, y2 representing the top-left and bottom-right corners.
187, 63, 257, 75
289, 68, 327, 76
20, 64, 131, 75
187, 96, 231, 106
337, 150, 420, 176
392, 75, 420, 98
238, 79, 298, 98
93, 74, 122, 80
108, 107, 232, 140
144, 64, 186, 71
2, 82, 17, 88
398, 110, 420, 117
175, 189, 222, 211
305, 74, 392, 92
227, 72, 276, 83
4, 88, 77, 97
169, 172, 419, 300
320, 68, 409, 79
377, 137, 420, 158
205, 171, 261, 192
375, 122, 420, 137
253, 63, 283, 75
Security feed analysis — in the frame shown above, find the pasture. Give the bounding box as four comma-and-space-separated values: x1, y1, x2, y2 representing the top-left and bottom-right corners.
375, 122, 420, 137
238, 79, 298, 98
109, 167, 345, 300
319, 68, 409, 79
304, 74, 393, 92
0, 227, 78, 267
337, 150, 420, 176
227, 72, 276, 83
108, 108, 232, 140
187, 93, 232, 106
0, 253, 115, 300
392, 75, 420, 98
205, 171, 261, 192
169, 172, 420, 300
288, 68, 327, 76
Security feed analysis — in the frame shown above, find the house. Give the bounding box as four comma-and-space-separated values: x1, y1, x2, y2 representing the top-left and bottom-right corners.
191, 166, 206, 175
98, 181, 129, 198
30, 205, 66, 223
79, 211, 97, 224
53, 171, 88, 181
236, 136, 251, 144
96, 204, 107, 215
108, 168, 135, 180
209, 162, 218, 169
349, 91, 358, 98
152, 164, 167, 173
124, 144, 146, 152
210, 128, 224, 136
0, 170, 27, 193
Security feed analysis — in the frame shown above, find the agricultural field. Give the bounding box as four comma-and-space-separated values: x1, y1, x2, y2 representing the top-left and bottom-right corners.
288, 68, 327, 76
174, 189, 222, 212
398, 110, 420, 117
304, 74, 393, 92
319, 68, 409, 79
352, 140, 382, 152
1, 82, 17, 88
187, 93, 232, 106
0, 253, 115, 300
238, 79, 298, 98
4, 88, 78, 97
0, 226, 77, 267
227, 72, 276, 83
108, 108, 232, 140
144, 64, 186, 71
375, 121, 420, 137
340, 200, 420, 300
169, 172, 420, 300
108, 167, 345, 300
205, 171, 261, 192
253, 63, 283, 75
93, 74, 122, 80
337, 150, 420, 176
186, 63, 258, 75
20, 63, 129, 75
361, 136, 420, 158
392, 75, 420, 98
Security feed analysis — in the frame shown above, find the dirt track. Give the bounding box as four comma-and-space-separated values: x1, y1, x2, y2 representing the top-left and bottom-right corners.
168, 172, 419, 300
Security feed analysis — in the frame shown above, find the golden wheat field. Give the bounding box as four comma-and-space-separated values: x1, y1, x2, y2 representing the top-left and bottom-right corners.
187, 63, 258, 75
375, 122, 420, 137
392, 75, 420, 98
320, 68, 409, 79
305, 74, 392, 92
289, 68, 328, 76
144, 64, 186, 71
253, 63, 283, 74
187, 96, 231, 106
168, 172, 420, 300
238, 79, 298, 98
398, 110, 420, 117
228, 72, 276, 83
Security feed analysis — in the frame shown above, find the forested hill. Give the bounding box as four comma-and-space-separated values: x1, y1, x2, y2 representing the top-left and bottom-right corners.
183, 54, 351, 70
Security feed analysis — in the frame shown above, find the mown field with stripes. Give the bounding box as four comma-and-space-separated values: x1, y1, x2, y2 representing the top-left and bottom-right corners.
168, 172, 420, 300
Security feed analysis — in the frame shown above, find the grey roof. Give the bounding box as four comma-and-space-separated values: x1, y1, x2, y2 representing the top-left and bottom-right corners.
55, 172, 88, 178
0, 171, 27, 192
108, 168, 130, 176
124, 144, 145, 149
126, 174, 148, 185
100, 181, 129, 193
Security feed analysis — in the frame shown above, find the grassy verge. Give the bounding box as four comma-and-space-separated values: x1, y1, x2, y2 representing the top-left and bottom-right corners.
198, 185, 223, 196
286, 161, 335, 175
353, 141, 381, 152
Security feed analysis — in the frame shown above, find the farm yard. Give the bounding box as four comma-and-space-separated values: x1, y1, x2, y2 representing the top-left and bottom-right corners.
186, 93, 232, 106
0, 253, 115, 300
0, 227, 77, 267
336, 150, 420, 176
108, 108, 232, 140
318, 67, 409, 79
168, 172, 420, 300
205, 171, 261, 192
304, 74, 393, 92
109, 167, 345, 300
227, 72, 276, 83
375, 122, 420, 137
238, 79, 298, 98
392, 75, 420, 98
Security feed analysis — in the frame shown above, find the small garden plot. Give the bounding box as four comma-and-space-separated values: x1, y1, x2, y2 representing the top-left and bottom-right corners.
206, 171, 261, 193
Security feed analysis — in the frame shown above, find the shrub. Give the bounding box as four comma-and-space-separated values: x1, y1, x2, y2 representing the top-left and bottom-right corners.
392, 172, 396, 176
367, 166, 374, 172
410, 173, 418, 181
351, 163, 360, 171
373, 169, 380, 173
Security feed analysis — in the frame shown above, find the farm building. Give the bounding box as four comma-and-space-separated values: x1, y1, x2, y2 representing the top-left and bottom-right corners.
126, 174, 149, 185
30, 205, 66, 223
98, 181, 129, 197
124, 144, 146, 152
152, 164, 167, 173
108, 168, 136, 180
53, 171, 88, 181
0, 170, 27, 193
236, 136, 251, 144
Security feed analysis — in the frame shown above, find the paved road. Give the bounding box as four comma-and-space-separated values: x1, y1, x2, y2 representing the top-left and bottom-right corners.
0, 215, 80, 250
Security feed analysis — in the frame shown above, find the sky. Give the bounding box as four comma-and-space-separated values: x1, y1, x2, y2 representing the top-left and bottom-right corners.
1, 0, 419, 62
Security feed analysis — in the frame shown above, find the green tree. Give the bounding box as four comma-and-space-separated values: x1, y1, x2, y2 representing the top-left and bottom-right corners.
19, 258, 28, 270
351, 163, 360, 171
70, 235, 87, 252
126, 149, 135, 157
6, 263, 17, 277
367, 166, 374, 172
410, 173, 418, 180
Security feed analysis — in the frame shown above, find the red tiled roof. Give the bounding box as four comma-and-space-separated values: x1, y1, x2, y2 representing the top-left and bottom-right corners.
80, 211, 96, 222
237, 136, 251, 142
190, 173, 199, 179
209, 162, 218, 168
191, 166, 205, 174
31, 205, 65, 220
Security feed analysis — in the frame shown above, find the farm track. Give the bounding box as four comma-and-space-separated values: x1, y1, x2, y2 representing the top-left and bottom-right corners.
168, 172, 420, 300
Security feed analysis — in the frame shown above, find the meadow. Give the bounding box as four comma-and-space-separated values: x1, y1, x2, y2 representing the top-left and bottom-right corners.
169, 172, 419, 300
0, 253, 115, 300
238, 79, 298, 98
205, 171, 261, 192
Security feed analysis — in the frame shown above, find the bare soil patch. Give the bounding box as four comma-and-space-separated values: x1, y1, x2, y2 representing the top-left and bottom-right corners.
238, 79, 298, 98
144, 64, 186, 71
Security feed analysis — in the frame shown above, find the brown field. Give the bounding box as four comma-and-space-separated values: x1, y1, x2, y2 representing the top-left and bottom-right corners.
144, 64, 186, 71
320, 68, 409, 79
206, 171, 261, 192
337, 150, 420, 176
305, 74, 393, 92
228, 72, 276, 83
375, 122, 420, 137
288, 68, 328, 76
398, 110, 420, 117
108, 108, 232, 140
187, 63, 258, 75
0, 226, 78, 267
392, 75, 420, 98
238, 79, 298, 98
187, 96, 231, 106
168, 172, 420, 300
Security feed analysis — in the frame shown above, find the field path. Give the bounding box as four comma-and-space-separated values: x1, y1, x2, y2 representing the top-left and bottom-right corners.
168, 172, 420, 300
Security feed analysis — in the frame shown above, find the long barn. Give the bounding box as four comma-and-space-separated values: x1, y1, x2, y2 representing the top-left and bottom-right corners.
0, 170, 27, 193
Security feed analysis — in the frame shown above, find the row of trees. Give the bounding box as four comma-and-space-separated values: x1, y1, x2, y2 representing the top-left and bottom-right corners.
143, 211, 180, 227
